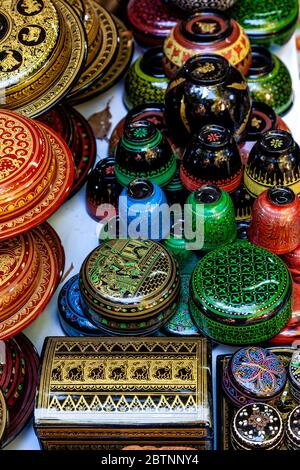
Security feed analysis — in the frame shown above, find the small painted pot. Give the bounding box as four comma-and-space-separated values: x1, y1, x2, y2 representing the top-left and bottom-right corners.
249, 187, 300, 255
119, 179, 169, 241
229, 0, 299, 48
282, 246, 300, 284
57, 275, 102, 337
239, 102, 290, 166
288, 350, 300, 404
115, 120, 177, 188
164, 54, 251, 146
180, 124, 243, 193
222, 347, 287, 408
189, 241, 292, 345
164, 0, 238, 14
244, 130, 300, 199
286, 406, 300, 450
79, 239, 181, 336
185, 184, 237, 252
231, 184, 254, 221
163, 9, 251, 78
231, 403, 284, 450
127, 0, 179, 47
124, 48, 169, 110
246, 46, 293, 117
86, 158, 120, 222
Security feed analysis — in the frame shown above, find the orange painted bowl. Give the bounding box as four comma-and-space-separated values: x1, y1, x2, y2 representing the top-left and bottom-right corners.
163, 9, 251, 78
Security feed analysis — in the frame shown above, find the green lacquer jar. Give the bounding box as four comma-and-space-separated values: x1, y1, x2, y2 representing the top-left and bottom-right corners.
124, 47, 169, 110
190, 241, 292, 345
246, 46, 293, 116
185, 185, 237, 252
229, 0, 299, 47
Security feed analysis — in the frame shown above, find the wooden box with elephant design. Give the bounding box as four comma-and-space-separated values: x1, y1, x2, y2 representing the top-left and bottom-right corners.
34, 337, 213, 450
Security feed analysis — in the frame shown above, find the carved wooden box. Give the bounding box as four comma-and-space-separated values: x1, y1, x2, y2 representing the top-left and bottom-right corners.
34, 337, 213, 450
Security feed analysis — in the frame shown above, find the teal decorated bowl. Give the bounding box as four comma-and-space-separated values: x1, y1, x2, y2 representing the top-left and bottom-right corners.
189, 241, 292, 345
246, 46, 293, 116
229, 0, 299, 47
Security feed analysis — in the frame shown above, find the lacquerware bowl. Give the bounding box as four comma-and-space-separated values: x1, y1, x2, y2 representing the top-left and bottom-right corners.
115, 120, 177, 187
229, 0, 299, 47
163, 9, 251, 78
244, 130, 300, 199
164, 0, 238, 14
246, 46, 293, 117
124, 48, 169, 110
248, 187, 300, 255
180, 124, 243, 193
164, 54, 251, 146
189, 241, 292, 345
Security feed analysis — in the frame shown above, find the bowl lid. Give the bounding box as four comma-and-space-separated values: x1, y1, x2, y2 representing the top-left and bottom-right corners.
0, 0, 59, 91
79, 239, 180, 318
287, 406, 300, 447
229, 0, 298, 36
245, 102, 277, 141
229, 347, 286, 399
191, 241, 291, 323
0, 388, 7, 445
127, 0, 178, 37
179, 9, 233, 44
232, 403, 284, 449
259, 129, 294, 155
183, 54, 230, 85
289, 350, 300, 390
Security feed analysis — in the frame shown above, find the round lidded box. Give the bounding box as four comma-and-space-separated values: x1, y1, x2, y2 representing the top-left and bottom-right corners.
288, 350, 300, 403
231, 403, 284, 450
223, 347, 287, 407
79, 239, 181, 336
286, 406, 300, 450
189, 241, 292, 345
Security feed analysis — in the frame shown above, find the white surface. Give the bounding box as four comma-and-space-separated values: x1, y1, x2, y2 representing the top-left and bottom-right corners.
5, 38, 300, 450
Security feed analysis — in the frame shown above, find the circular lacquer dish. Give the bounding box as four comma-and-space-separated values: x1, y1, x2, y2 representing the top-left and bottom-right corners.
0, 338, 26, 410
286, 406, 300, 449
0, 389, 7, 446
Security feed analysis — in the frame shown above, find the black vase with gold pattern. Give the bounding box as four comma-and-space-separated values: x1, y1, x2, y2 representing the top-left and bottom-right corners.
164, 54, 251, 146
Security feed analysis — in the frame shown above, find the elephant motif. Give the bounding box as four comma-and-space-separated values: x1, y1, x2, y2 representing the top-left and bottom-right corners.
131, 365, 150, 381
66, 365, 84, 382
51, 364, 63, 381
175, 366, 193, 381
153, 365, 172, 380
88, 365, 105, 380
109, 365, 127, 381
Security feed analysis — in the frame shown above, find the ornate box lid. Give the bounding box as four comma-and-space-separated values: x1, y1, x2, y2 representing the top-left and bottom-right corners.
35, 337, 212, 429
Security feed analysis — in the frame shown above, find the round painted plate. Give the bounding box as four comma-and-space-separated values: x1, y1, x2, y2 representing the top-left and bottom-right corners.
0, 389, 7, 446
0, 339, 25, 409
0, 223, 62, 340
37, 222, 65, 285
67, 3, 119, 98
0, 123, 74, 241
3, 333, 39, 447
69, 16, 134, 104
66, 0, 85, 19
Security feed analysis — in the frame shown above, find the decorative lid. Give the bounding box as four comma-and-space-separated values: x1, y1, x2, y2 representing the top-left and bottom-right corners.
0, 0, 59, 90
198, 124, 231, 148
183, 54, 229, 85
180, 10, 233, 44
247, 46, 274, 78
229, 347, 287, 399
267, 186, 295, 206
127, 179, 155, 200
79, 239, 180, 319
0, 388, 7, 445
245, 102, 277, 140
194, 184, 221, 204
289, 350, 300, 391
287, 406, 300, 448
191, 241, 291, 324
232, 403, 284, 450
127, 0, 178, 38
259, 130, 294, 156
122, 120, 160, 148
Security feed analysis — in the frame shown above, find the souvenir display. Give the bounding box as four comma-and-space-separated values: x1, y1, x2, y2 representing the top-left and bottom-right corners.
86, 158, 119, 222
1, 333, 39, 448
163, 10, 251, 78
286, 406, 300, 449
124, 48, 169, 110
239, 102, 290, 166
79, 239, 181, 336
229, 0, 299, 47
288, 350, 300, 403
244, 130, 300, 199
119, 179, 169, 241
38, 104, 96, 198
231, 403, 284, 450
180, 124, 243, 193
58, 275, 102, 337
246, 47, 293, 117
222, 347, 287, 408
249, 187, 300, 255
115, 120, 177, 188
165, 0, 238, 14
164, 54, 251, 146
185, 185, 237, 252
0, 0, 86, 117
231, 184, 254, 222
34, 337, 213, 449
216, 347, 298, 450
190, 241, 292, 345
0, 223, 64, 340
127, 0, 179, 47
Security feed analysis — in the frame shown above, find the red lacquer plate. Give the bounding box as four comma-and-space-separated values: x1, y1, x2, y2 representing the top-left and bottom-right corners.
0, 121, 74, 241
0, 223, 63, 340
0, 339, 25, 409
0, 389, 7, 446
